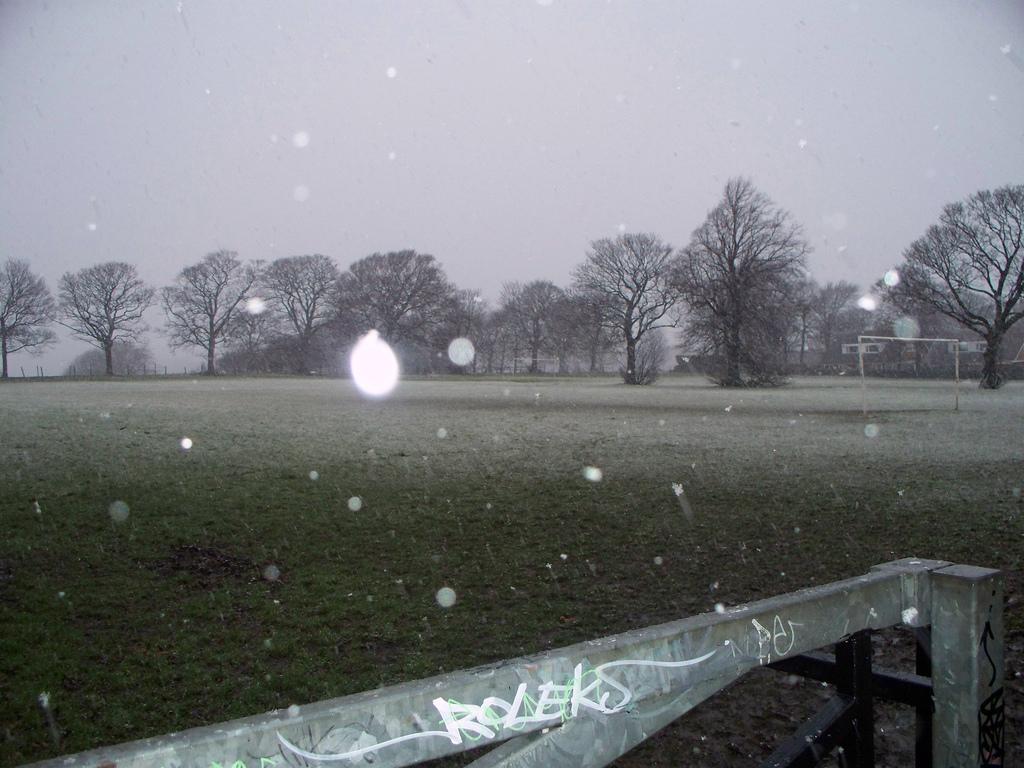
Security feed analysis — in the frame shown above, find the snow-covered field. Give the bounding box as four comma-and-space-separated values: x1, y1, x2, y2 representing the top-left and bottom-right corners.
1, 374, 1021, 766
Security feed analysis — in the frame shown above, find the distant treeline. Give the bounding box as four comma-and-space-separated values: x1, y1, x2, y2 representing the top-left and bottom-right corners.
3, 179, 1022, 387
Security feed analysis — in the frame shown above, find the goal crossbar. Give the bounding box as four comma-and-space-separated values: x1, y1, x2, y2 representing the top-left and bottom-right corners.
857, 335, 961, 415
856, 335, 960, 344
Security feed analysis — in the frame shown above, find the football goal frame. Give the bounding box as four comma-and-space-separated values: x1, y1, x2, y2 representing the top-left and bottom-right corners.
1002, 339, 1024, 365
856, 335, 961, 415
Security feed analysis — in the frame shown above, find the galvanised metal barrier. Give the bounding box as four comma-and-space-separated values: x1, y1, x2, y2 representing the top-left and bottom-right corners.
22, 558, 1005, 768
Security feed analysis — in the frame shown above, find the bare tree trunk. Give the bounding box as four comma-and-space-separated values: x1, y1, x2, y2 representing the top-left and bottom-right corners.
980, 332, 1003, 389
1, 331, 8, 379
207, 342, 216, 376
724, 323, 742, 386
298, 337, 311, 374
624, 336, 637, 385
104, 342, 114, 376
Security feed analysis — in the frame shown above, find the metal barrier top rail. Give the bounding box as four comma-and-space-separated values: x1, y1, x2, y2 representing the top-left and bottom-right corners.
22, 558, 1004, 768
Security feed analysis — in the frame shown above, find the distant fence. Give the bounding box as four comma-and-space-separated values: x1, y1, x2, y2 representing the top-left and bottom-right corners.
23, 559, 1004, 768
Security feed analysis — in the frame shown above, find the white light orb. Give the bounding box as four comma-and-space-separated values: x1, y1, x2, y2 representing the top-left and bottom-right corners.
350, 330, 399, 397
883, 269, 900, 287
386, 66, 397, 78
435, 587, 457, 608
245, 296, 267, 315
893, 316, 920, 339
864, 424, 880, 438
292, 131, 310, 148
857, 295, 878, 311
347, 496, 363, 512
108, 500, 130, 523
263, 564, 281, 582
582, 466, 603, 482
179, 437, 193, 450
447, 337, 475, 367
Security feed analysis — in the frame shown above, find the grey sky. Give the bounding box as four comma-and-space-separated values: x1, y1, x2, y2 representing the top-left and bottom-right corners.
1, 0, 1023, 372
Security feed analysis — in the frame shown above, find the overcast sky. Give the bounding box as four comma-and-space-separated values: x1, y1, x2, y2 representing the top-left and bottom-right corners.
1, 0, 1023, 372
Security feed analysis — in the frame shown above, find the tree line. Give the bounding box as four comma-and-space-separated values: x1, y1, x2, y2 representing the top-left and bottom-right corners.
2, 178, 1022, 387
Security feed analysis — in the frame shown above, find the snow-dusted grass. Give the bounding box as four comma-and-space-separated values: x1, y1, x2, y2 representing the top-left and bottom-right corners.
1, 374, 1021, 765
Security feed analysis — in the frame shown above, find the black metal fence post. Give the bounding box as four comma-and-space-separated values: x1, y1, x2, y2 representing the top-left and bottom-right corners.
834, 630, 874, 767
914, 627, 933, 768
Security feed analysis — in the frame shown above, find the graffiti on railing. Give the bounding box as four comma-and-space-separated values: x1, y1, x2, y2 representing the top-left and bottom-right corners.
207, 759, 278, 768
725, 614, 801, 665
979, 613, 1004, 767
276, 650, 718, 763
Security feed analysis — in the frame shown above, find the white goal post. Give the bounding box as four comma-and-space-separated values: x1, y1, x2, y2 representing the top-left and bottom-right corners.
855, 335, 961, 415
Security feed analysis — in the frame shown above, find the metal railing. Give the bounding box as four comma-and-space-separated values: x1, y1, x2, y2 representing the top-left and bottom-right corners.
22, 558, 1005, 768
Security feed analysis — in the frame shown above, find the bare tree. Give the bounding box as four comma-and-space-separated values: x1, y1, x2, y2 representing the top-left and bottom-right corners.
446, 289, 488, 338
440, 289, 488, 371
573, 233, 680, 385
790, 277, 817, 369
675, 178, 809, 386
885, 184, 1024, 388
58, 262, 155, 376
221, 302, 282, 374
632, 328, 669, 384
263, 254, 339, 372
567, 287, 617, 373
500, 280, 565, 373
334, 250, 454, 347
162, 250, 258, 375
810, 280, 861, 363
476, 306, 518, 374
0, 259, 56, 378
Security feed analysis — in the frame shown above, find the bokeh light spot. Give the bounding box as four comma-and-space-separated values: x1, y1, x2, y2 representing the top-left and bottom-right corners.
245, 296, 267, 315
436, 587, 457, 608
350, 330, 399, 397
108, 500, 130, 523
893, 317, 920, 339
447, 337, 476, 367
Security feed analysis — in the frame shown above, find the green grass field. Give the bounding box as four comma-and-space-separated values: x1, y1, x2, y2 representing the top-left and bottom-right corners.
1, 375, 1022, 766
